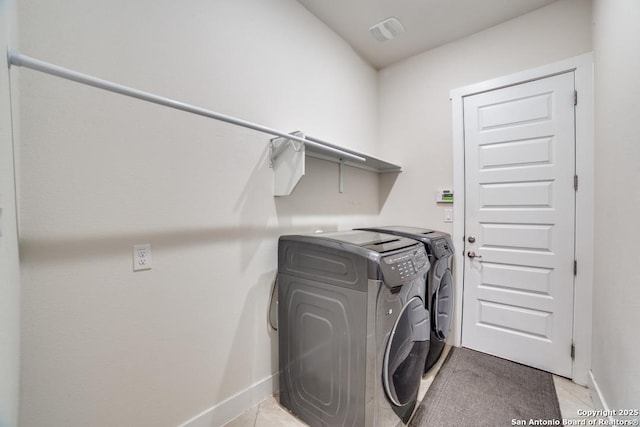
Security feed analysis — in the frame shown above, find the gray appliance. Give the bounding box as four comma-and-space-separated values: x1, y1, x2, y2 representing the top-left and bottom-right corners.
357, 226, 454, 372
278, 230, 431, 426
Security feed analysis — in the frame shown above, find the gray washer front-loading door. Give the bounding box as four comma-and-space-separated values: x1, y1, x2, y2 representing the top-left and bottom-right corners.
434, 269, 452, 340
383, 296, 429, 409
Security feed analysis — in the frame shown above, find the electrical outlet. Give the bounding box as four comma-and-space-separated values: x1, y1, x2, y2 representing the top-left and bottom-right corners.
133, 244, 152, 271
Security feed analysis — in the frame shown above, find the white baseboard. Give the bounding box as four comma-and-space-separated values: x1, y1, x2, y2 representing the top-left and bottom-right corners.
587, 370, 609, 412
178, 373, 278, 427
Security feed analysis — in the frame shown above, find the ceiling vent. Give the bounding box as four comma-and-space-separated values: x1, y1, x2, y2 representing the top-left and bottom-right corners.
368, 17, 405, 42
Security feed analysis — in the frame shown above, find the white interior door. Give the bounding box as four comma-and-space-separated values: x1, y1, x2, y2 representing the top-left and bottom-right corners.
461, 72, 576, 377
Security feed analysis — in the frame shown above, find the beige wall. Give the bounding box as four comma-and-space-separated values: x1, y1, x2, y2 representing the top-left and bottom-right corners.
16, 1, 380, 426
17, 0, 640, 425
592, 0, 640, 409
0, 0, 20, 426
377, 0, 593, 229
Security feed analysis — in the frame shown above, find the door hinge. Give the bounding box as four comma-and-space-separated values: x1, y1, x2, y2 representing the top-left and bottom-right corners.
574, 175, 579, 191
571, 343, 576, 360
574, 90, 578, 106
574, 260, 578, 276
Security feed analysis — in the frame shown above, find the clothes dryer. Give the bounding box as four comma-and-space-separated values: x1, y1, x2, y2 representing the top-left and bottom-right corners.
278, 230, 431, 426
357, 226, 454, 372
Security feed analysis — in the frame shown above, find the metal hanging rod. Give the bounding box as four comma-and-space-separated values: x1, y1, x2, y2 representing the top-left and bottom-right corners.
7, 49, 366, 164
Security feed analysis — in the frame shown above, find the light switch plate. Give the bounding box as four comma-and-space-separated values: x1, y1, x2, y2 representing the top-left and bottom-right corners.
444, 208, 453, 223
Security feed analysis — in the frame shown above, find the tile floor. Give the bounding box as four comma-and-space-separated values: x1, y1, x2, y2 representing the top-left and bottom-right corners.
554, 375, 602, 423
224, 346, 597, 427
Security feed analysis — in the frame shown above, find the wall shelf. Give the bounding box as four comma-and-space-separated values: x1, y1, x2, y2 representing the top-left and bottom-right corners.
270, 132, 402, 197
7, 50, 402, 198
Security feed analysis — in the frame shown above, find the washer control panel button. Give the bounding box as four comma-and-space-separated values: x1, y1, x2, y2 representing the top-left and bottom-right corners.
381, 247, 430, 285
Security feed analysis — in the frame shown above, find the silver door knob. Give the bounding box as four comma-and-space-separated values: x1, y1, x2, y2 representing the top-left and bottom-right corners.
468, 236, 476, 243
467, 251, 482, 259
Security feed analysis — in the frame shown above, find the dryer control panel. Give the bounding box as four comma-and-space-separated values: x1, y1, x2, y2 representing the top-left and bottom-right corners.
380, 246, 429, 287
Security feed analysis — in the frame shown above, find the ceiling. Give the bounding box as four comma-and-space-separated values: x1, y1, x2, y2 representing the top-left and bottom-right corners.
296, 0, 559, 69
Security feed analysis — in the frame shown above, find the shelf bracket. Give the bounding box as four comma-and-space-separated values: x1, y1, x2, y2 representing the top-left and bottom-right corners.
271, 132, 306, 197
269, 132, 304, 168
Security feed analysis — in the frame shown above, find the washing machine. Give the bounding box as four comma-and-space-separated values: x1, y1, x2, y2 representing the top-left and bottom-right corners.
277, 230, 431, 426
357, 226, 454, 372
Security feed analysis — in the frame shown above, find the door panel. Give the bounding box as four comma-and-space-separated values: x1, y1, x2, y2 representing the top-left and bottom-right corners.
480, 180, 554, 207
479, 137, 553, 169
462, 72, 575, 376
478, 92, 553, 129
480, 263, 553, 294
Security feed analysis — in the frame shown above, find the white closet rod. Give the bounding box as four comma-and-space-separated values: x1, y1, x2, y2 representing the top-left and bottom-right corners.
7, 50, 366, 164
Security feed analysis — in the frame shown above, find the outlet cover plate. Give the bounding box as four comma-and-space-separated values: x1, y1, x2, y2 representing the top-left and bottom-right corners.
133, 244, 152, 271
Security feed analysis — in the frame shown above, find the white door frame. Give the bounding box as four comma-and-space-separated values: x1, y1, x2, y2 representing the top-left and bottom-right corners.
450, 53, 594, 385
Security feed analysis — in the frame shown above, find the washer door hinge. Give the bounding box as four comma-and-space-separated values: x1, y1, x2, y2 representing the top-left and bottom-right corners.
574, 175, 579, 191
574, 260, 578, 276
574, 90, 578, 106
